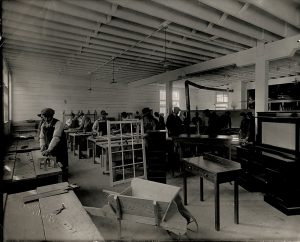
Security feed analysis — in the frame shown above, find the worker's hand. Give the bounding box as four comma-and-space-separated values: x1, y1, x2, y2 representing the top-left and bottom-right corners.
41, 145, 47, 152
42, 149, 51, 156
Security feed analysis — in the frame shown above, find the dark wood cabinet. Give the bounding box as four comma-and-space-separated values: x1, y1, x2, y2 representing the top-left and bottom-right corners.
237, 112, 300, 215
144, 131, 167, 184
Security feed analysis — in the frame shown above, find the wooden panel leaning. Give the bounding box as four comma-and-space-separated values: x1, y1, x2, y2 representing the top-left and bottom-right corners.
84, 178, 198, 239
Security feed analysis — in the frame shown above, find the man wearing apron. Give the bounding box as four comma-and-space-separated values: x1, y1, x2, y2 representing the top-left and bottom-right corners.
39, 108, 68, 181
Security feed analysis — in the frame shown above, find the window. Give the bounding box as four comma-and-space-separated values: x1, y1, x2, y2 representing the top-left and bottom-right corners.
215, 92, 228, 110
159, 90, 180, 115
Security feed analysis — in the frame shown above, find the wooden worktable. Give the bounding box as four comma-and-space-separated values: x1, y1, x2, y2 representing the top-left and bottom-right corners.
69, 132, 92, 157
3, 150, 62, 193
182, 154, 241, 231
8, 138, 40, 153
3, 183, 104, 241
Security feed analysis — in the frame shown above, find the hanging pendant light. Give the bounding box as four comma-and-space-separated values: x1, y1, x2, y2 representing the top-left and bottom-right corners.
88, 75, 93, 91
111, 58, 117, 84
161, 27, 172, 70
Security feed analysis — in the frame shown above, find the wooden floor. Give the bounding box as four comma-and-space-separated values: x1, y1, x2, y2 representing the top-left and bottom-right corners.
67, 152, 300, 241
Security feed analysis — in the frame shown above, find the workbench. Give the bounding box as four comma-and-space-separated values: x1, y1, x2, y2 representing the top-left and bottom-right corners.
3, 182, 104, 241
64, 128, 77, 148
173, 134, 233, 159
69, 132, 92, 158
8, 138, 40, 153
87, 136, 107, 160
182, 154, 242, 231
3, 150, 62, 193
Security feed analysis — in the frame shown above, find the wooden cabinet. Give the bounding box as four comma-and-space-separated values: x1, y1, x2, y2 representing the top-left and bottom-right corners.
237, 112, 300, 215
144, 131, 167, 184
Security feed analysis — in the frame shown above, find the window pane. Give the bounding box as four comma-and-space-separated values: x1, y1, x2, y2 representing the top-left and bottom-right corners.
160, 90, 166, 100
217, 95, 223, 102
160, 107, 166, 114
173, 101, 180, 108
172, 91, 179, 100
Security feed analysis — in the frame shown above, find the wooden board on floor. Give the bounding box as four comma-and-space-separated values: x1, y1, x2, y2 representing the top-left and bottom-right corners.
13, 152, 36, 181
3, 190, 45, 241
37, 183, 104, 241
31, 150, 62, 178
3, 153, 16, 182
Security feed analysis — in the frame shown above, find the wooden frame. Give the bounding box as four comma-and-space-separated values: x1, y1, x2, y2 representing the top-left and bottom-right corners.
106, 120, 147, 186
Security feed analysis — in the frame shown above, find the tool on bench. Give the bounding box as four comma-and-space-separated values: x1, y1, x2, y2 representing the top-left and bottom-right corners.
54, 203, 66, 215
23, 184, 79, 203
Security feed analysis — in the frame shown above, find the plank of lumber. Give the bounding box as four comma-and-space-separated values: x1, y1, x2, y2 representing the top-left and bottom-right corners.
3, 153, 16, 182
23, 188, 69, 203
37, 182, 70, 193
39, 190, 104, 241
13, 152, 36, 181
31, 150, 62, 178
131, 178, 180, 203
3, 190, 45, 241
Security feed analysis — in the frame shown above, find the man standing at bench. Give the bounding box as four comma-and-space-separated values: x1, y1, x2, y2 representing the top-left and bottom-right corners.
39, 108, 68, 181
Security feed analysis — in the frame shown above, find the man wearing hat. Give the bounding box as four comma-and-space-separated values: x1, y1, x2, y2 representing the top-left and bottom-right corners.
142, 107, 158, 133
77, 111, 92, 132
166, 107, 183, 137
39, 108, 68, 181
92, 110, 108, 136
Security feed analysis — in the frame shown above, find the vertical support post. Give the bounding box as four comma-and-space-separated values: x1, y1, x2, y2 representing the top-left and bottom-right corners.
185, 81, 191, 135
166, 81, 173, 117
255, 41, 269, 113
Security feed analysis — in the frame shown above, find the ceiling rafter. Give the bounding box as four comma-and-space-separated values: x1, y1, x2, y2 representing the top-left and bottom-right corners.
151, 0, 278, 42
3, 0, 300, 86
106, 0, 255, 46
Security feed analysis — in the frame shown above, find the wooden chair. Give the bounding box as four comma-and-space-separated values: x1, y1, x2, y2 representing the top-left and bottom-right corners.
85, 178, 198, 239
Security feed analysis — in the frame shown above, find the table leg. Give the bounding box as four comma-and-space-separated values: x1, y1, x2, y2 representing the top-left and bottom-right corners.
200, 177, 204, 201
93, 143, 96, 163
183, 166, 187, 206
70, 136, 74, 152
215, 181, 220, 231
234, 180, 239, 224
73, 137, 76, 155
87, 140, 90, 158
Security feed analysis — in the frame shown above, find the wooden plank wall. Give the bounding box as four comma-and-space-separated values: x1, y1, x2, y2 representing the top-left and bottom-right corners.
11, 69, 162, 121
